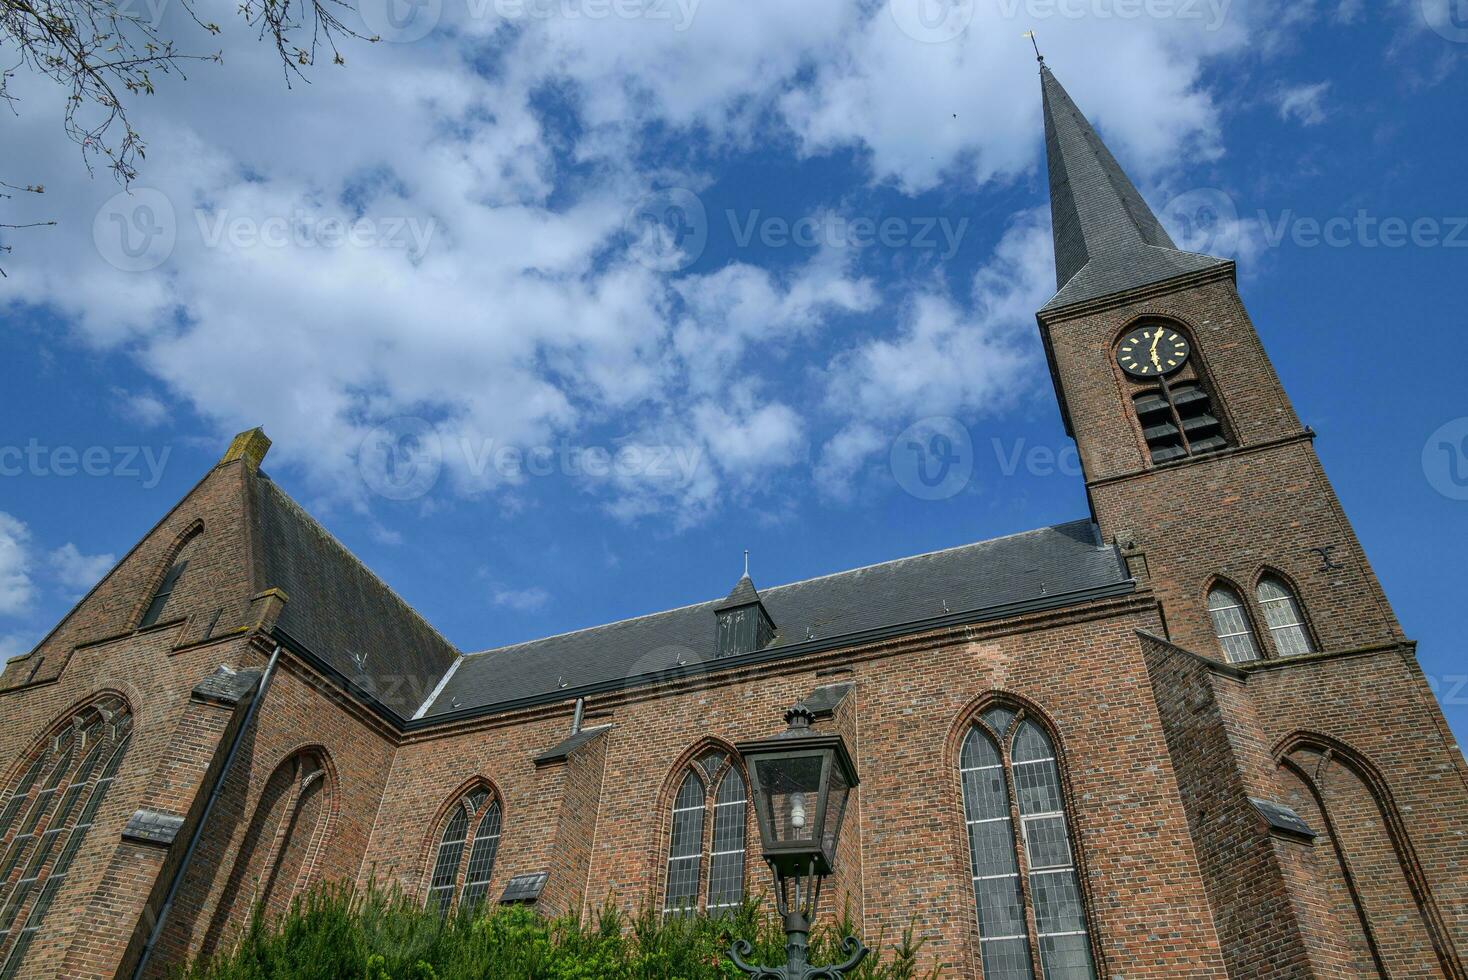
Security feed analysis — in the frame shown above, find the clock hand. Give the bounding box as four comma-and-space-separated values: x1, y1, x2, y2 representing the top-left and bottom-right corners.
1149, 330, 1164, 372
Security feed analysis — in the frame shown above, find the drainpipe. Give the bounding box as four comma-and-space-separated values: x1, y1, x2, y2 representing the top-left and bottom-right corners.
131, 641, 282, 980
571, 697, 585, 735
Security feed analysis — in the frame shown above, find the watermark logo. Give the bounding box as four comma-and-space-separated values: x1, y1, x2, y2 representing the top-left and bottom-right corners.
0, 441, 171, 488
891, 417, 974, 500
726, 211, 968, 258
358, 417, 444, 501
1423, 417, 1468, 501
625, 187, 708, 272
360, 0, 443, 41
1420, 0, 1468, 42
889, 0, 975, 43
993, 0, 1237, 31
93, 188, 176, 272
1162, 187, 1241, 259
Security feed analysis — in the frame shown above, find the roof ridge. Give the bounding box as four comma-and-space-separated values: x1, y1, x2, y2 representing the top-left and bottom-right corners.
257, 474, 460, 655
464, 520, 1097, 659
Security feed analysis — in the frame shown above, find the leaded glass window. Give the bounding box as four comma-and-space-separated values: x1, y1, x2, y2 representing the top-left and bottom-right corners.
1257, 576, 1314, 658
959, 708, 1096, 980
426, 787, 503, 917
664, 772, 705, 917
1207, 584, 1261, 663
427, 806, 468, 915
707, 770, 747, 914
0, 698, 132, 978
663, 750, 748, 917
461, 800, 503, 910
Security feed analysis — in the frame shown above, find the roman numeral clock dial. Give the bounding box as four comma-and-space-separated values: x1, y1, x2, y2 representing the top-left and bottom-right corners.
1117, 325, 1191, 378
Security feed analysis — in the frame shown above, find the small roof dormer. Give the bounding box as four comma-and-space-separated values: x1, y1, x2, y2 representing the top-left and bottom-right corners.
714, 572, 776, 659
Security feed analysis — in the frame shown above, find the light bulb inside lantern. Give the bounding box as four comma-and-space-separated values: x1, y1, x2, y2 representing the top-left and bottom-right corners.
790, 792, 808, 830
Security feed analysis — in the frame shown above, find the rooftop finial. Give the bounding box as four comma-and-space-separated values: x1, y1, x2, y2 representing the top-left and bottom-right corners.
1023, 30, 1044, 66
743, 549, 750, 578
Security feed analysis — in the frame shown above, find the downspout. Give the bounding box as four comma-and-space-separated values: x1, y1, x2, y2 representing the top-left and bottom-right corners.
131, 641, 283, 980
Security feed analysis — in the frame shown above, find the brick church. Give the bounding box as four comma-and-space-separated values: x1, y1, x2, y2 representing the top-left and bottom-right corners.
2, 65, 1466, 979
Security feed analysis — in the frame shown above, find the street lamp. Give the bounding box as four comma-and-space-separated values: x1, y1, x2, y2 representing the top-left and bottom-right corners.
729, 702, 869, 979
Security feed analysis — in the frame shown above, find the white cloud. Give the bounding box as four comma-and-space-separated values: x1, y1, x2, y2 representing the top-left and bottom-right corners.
815, 209, 1055, 498
1275, 82, 1331, 125
0, 0, 1291, 523
493, 586, 552, 612
48, 544, 117, 593
111, 388, 172, 427
0, 633, 35, 661
0, 513, 35, 617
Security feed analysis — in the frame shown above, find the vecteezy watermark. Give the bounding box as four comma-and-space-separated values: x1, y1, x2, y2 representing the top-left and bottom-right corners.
356, 417, 705, 500
194, 210, 436, 255
1423, 417, 1468, 501
360, 0, 445, 42
888, 0, 975, 42
0, 441, 172, 488
1161, 188, 1242, 258
891, 417, 974, 500
1163, 188, 1468, 258
94, 191, 438, 271
358, 417, 444, 501
488, 0, 699, 30
1425, 673, 1468, 705
625, 188, 709, 272
360, 0, 700, 43
994, 0, 1236, 30
625, 187, 972, 272
727, 211, 969, 259
1419, 0, 1468, 43
94, 188, 177, 273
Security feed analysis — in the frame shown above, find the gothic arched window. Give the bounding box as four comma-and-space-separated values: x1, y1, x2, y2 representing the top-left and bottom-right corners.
426, 787, 502, 916
1207, 583, 1261, 663
663, 749, 748, 918
200, 750, 333, 958
0, 697, 132, 978
1256, 575, 1314, 658
1277, 740, 1460, 977
1120, 323, 1228, 464
960, 706, 1096, 980
139, 529, 203, 629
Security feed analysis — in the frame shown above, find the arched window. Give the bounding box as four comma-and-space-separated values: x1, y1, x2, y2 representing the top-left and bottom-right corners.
0, 697, 132, 978
139, 529, 203, 628
1121, 323, 1228, 465
1277, 740, 1460, 977
425, 787, 502, 917
1207, 583, 1261, 663
960, 706, 1096, 980
663, 748, 748, 918
1256, 576, 1314, 658
200, 750, 333, 958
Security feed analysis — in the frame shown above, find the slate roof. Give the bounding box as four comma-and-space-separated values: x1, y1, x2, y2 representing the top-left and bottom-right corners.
423, 520, 1130, 719
1040, 66, 1229, 312
251, 471, 459, 715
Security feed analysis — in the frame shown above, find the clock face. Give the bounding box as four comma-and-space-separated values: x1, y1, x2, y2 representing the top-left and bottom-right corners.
1117, 325, 1190, 378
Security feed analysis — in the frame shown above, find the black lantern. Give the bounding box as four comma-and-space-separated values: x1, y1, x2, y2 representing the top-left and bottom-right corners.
728, 702, 868, 980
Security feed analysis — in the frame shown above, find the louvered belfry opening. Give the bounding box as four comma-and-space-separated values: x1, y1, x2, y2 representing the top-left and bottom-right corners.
1127, 328, 1228, 465
714, 574, 776, 659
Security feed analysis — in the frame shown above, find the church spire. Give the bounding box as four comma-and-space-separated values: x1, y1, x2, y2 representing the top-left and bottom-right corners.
1040, 65, 1229, 312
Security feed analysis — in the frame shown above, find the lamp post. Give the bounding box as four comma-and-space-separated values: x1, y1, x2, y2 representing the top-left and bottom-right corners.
728, 702, 869, 980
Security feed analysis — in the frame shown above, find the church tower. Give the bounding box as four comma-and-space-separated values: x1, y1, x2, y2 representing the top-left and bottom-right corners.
1035, 64, 1468, 978
1034, 63, 1402, 663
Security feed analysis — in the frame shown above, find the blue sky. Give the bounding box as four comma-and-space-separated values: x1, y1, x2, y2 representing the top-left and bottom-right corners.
1, 0, 1465, 742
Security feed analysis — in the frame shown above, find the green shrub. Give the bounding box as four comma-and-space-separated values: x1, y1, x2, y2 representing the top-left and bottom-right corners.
180, 881, 941, 979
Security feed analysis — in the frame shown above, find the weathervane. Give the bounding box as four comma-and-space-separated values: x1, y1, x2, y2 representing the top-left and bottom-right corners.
1023, 30, 1044, 65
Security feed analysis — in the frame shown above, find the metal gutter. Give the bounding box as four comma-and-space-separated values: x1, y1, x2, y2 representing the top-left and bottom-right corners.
131, 642, 283, 979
